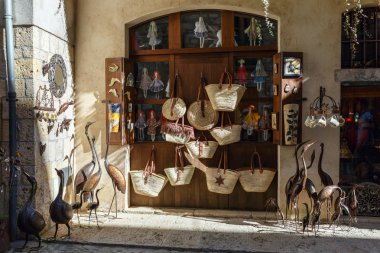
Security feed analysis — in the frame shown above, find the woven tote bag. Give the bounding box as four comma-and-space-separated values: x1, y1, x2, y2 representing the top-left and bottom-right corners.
130, 146, 167, 197
209, 112, 241, 146
205, 71, 246, 112
239, 151, 276, 192
161, 117, 195, 144
205, 149, 239, 194
162, 74, 186, 121
164, 146, 195, 186
187, 75, 218, 130
185, 134, 218, 159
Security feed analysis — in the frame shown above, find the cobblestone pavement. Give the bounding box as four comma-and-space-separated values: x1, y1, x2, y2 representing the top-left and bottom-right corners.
6, 211, 380, 253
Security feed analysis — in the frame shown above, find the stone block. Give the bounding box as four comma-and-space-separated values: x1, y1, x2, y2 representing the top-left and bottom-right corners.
40, 31, 50, 52
18, 119, 34, 142
32, 59, 43, 80
48, 140, 56, 162
16, 98, 34, 119
32, 26, 40, 49
14, 27, 32, 47
15, 59, 33, 79
15, 79, 26, 97
1, 119, 9, 139
14, 48, 23, 59
49, 35, 59, 54
18, 141, 35, 166
22, 46, 33, 58
0, 79, 7, 97
25, 79, 34, 97
55, 138, 64, 161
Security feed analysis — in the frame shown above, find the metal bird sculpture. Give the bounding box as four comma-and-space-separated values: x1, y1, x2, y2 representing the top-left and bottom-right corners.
82, 136, 102, 202
74, 122, 96, 200
71, 171, 87, 227
347, 184, 364, 223
17, 169, 46, 250
302, 203, 310, 234
264, 198, 284, 223
317, 143, 334, 219
86, 187, 103, 228
49, 169, 74, 240
285, 140, 315, 219
105, 122, 126, 218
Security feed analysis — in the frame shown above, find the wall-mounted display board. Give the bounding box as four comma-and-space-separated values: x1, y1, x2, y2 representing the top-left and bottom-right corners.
107, 10, 280, 210
272, 52, 303, 145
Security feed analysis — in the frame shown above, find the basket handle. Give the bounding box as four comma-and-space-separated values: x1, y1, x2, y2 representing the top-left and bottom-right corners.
218, 70, 232, 89
220, 112, 233, 128
175, 146, 185, 182
250, 150, 263, 174
144, 146, 156, 183
170, 74, 181, 116
197, 73, 208, 117
217, 148, 228, 174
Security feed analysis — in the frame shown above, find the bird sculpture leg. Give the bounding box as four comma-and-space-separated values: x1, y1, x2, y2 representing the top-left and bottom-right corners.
107, 184, 116, 217
77, 209, 81, 227
29, 234, 43, 251
65, 223, 71, 238
115, 188, 118, 218
54, 223, 58, 240
15, 234, 29, 251
88, 209, 93, 225
95, 209, 99, 228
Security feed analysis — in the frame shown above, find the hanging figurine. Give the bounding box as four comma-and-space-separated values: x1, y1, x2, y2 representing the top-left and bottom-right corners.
244, 17, 260, 46
251, 59, 268, 92
140, 67, 152, 98
147, 21, 160, 50
135, 110, 147, 141
216, 30, 222, 47
236, 59, 247, 86
194, 17, 208, 48
242, 105, 260, 136
259, 107, 272, 142
149, 70, 164, 99
146, 109, 161, 142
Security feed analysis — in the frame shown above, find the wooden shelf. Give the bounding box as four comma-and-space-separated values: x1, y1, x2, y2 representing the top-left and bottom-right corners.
136, 98, 166, 105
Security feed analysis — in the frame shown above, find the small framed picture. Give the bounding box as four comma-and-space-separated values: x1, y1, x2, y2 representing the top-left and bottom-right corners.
273, 85, 278, 96
271, 112, 278, 130
283, 57, 302, 77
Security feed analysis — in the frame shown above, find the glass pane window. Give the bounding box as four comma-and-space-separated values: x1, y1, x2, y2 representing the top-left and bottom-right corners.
133, 17, 169, 51
134, 62, 169, 100
181, 11, 221, 48
234, 14, 277, 47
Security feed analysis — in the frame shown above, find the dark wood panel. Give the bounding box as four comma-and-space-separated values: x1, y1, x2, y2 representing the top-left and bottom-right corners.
169, 13, 181, 49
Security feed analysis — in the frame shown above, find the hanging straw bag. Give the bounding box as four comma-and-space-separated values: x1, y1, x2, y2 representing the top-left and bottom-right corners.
205, 149, 240, 194
186, 134, 218, 159
162, 74, 186, 121
130, 146, 167, 197
239, 151, 276, 192
161, 117, 195, 144
209, 112, 241, 146
205, 70, 246, 111
187, 75, 219, 130
164, 146, 195, 186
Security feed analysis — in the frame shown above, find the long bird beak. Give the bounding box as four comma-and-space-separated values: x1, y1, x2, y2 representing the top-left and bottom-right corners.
300, 140, 318, 157
85, 121, 95, 133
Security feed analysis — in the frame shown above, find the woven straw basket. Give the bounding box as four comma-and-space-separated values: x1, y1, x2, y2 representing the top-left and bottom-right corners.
209, 112, 241, 146
162, 74, 186, 121
205, 71, 246, 112
130, 146, 167, 197
161, 117, 195, 144
187, 76, 218, 130
186, 137, 218, 159
205, 150, 239, 194
164, 147, 195, 186
239, 151, 276, 192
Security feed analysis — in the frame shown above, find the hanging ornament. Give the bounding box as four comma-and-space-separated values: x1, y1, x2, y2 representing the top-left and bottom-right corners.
126, 72, 135, 87
194, 17, 208, 48
236, 59, 247, 86
147, 21, 161, 50
252, 60, 268, 92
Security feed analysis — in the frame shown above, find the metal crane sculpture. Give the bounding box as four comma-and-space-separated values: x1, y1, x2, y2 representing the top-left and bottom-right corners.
71, 171, 87, 227
302, 203, 310, 234
17, 169, 46, 250
289, 140, 317, 229
264, 198, 284, 223
347, 184, 364, 223
317, 143, 334, 219
285, 140, 315, 219
74, 122, 96, 201
86, 187, 103, 228
49, 169, 74, 240
330, 191, 350, 229
305, 177, 318, 210
82, 136, 102, 202
105, 122, 126, 218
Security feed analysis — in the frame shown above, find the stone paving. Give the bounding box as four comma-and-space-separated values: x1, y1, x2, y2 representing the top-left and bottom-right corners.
6, 211, 380, 253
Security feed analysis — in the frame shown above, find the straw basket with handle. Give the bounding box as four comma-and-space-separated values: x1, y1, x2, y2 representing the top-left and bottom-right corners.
209, 112, 241, 146
205, 149, 240, 194
185, 133, 218, 159
162, 74, 186, 121
239, 150, 276, 192
161, 116, 195, 144
130, 146, 168, 197
164, 146, 195, 186
205, 70, 246, 111
187, 74, 218, 130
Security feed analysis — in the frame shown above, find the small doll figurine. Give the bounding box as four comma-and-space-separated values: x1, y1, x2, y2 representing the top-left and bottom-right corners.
244, 17, 260, 46
135, 110, 147, 141
140, 67, 152, 98
242, 105, 260, 136
236, 59, 247, 86
147, 21, 160, 50
149, 71, 164, 99
194, 17, 208, 48
251, 59, 267, 92
146, 109, 161, 142
216, 30, 222, 47
259, 108, 271, 141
